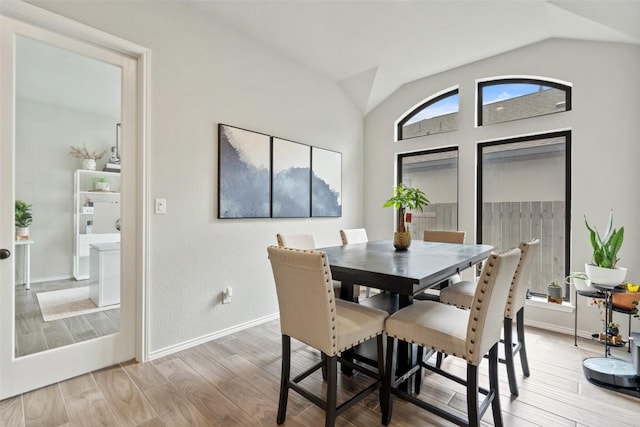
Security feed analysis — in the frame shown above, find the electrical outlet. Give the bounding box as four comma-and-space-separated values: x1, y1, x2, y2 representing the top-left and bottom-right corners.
222, 286, 232, 304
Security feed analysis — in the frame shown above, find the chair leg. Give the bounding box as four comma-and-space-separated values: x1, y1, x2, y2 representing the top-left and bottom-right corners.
489, 343, 504, 427
414, 346, 423, 395
466, 363, 480, 427
503, 317, 519, 397
277, 335, 291, 425
321, 353, 327, 381
325, 355, 338, 427
381, 336, 397, 426
516, 308, 530, 377
435, 351, 445, 368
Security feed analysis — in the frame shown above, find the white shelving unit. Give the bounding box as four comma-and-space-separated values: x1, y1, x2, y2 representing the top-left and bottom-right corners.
73, 169, 121, 280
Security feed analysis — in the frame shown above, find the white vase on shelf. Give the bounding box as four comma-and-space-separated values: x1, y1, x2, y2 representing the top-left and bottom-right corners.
81, 158, 96, 170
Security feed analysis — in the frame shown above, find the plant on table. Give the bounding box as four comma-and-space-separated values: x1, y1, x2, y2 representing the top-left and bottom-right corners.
383, 183, 430, 233
15, 200, 33, 240
584, 210, 626, 286
15, 200, 33, 228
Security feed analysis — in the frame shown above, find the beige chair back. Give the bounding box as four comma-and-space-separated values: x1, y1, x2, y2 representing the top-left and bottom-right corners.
424, 230, 466, 244
267, 246, 337, 355
276, 233, 317, 249
466, 247, 520, 365
340, 228, 368, 245
505, 239, 540, 318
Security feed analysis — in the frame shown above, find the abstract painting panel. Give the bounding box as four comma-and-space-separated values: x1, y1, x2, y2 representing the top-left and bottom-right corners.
218, 124, 271, 218
311, 147, 342, 217
272, 138, 311, 218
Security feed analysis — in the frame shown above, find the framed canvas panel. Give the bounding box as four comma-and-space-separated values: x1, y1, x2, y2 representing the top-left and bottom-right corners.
311, 147, 342, 217
218, 124, 271, 218
272, 138, 311, 218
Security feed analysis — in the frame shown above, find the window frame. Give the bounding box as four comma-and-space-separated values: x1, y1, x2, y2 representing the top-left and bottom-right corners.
477, 77, 572, 127
476, 130, 572, 299
397, 146, 460, 230
396, 88, 459, 141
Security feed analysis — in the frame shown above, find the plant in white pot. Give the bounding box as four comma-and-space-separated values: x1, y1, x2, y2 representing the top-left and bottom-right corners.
15, 200, 33, 240
69, 144, 108, 171
584, 210, 625, 287
93, 177, 110, 191
383, 183, 430, 251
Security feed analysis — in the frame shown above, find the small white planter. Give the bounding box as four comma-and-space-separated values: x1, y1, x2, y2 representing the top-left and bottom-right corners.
16, 226, 30, 240
584, 263, 627, 288
567, 272, 591, 292
82, 158, 96, 170
93, 181, 110, 191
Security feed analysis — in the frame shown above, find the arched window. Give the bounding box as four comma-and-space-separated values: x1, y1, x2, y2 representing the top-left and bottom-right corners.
477, 77, 571, 126
396, 88, 459, 140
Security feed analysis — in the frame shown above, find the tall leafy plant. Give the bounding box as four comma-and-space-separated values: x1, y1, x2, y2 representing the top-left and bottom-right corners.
383, 183, 430, 232
584, 210, 624, 269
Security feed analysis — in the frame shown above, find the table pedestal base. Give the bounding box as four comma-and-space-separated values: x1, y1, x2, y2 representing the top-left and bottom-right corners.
582, 357, 640, 397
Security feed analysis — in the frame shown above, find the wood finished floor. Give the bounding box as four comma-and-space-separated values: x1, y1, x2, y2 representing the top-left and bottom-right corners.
14, 280, 120, 357
1, 320, 639, 427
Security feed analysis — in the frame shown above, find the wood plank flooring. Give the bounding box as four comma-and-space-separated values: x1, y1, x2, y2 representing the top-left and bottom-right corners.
1, 320, 638, 426
14, 280, 120, 357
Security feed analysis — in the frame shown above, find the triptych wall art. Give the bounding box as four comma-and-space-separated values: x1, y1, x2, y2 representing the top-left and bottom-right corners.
218, 124, 342, 219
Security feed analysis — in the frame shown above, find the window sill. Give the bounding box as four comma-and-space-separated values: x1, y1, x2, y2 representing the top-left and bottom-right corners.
525, 295, 574, 313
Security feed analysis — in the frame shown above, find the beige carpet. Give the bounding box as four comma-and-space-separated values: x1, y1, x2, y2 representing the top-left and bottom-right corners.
36, 286, 119, 322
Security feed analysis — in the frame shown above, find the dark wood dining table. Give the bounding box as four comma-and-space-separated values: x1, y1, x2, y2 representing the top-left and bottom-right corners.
318, 239, 495, 390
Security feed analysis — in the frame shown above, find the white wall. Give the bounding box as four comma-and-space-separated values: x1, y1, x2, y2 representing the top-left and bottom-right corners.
364, 39, 640, 335
30, 1, 363, 353
15, 98, 118, 282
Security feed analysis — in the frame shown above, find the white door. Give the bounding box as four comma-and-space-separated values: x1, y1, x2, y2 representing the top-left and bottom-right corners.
0, 16, 140, 399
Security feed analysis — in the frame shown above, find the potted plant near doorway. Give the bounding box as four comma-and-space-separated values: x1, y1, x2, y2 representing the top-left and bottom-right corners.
15, 200, 33, 240
383, 183, 430, 251
584, 210, 626, 287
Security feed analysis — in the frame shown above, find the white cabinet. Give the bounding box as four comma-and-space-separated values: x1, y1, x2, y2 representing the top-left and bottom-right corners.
73, 170, 121, 280
89, 242, 120, 307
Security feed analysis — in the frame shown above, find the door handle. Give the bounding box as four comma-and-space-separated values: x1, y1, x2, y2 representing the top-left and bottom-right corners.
0, 248, 10, 259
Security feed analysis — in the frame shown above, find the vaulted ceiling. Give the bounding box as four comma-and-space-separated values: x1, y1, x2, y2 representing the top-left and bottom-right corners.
187, 0, 640, 115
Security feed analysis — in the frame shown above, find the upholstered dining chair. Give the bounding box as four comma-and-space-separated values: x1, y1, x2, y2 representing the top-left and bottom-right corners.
267, 246, 388, 427
381, 247, 521, 427
276, 232, 348, 298
339, 228, 371, 299
413, 230, 467, 302
439, 239, 540, 396
276, 232, 317, 250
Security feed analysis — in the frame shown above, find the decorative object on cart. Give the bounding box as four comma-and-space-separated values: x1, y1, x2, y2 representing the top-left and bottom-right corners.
383, 183, 430, 251
584, 210, 626, 287
547, 280, 563, 304
92, 177, 110, 192
15, 200, 33, 240
612, 282, 640, 311
566, 272, 591, 292
69, 144, 108, 171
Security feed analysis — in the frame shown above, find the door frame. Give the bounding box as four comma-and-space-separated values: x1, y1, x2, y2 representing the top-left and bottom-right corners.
0, 1, 149, 397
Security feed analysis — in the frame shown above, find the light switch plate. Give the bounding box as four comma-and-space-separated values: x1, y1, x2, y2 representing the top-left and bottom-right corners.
155, 198, 167, 214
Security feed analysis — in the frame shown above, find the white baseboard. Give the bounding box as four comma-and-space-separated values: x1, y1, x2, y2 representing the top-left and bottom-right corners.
525, 319, 592, 339
148, 312, 280, 360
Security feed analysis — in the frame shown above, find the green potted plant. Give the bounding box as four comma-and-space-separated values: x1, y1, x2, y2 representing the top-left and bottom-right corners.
547, 280, 563, 304
584, 210, 626, 287
383, 183, 430, 250
15, 200, 33, 240
93, 176, 110, 191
